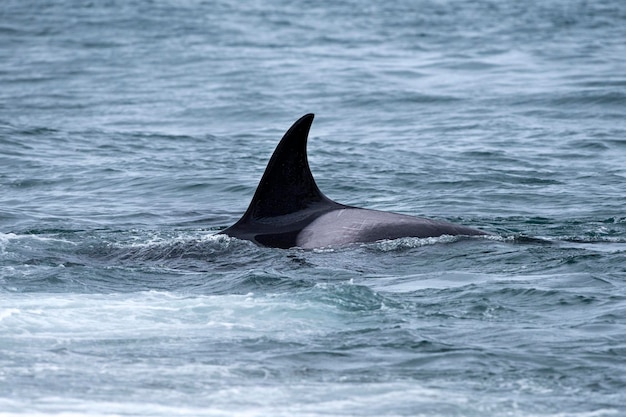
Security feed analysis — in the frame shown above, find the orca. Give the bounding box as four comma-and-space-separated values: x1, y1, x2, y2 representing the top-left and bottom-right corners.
220, 114, 487, 249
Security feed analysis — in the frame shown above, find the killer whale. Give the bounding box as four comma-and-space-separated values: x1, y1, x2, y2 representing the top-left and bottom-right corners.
220, 114, 487, 249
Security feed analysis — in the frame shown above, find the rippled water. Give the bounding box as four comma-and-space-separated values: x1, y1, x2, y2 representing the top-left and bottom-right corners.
1, 0, 626, 416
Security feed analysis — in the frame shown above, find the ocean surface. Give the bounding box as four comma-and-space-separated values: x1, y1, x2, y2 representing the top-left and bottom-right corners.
1, 0, 626, 416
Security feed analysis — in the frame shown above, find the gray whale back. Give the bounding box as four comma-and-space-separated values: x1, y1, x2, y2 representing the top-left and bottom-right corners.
220, 114, 487, 249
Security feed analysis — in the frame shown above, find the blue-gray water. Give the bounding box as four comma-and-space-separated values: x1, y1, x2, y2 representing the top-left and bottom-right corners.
1, 1, 626, 416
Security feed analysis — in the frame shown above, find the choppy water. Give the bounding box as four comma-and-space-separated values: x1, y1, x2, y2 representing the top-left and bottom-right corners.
1, 0, 626, 416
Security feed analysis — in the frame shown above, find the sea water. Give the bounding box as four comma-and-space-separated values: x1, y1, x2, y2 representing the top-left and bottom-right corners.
1, 0, 625, 415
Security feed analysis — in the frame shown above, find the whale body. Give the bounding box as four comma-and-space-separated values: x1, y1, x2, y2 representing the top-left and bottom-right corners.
220, 114, 487, 249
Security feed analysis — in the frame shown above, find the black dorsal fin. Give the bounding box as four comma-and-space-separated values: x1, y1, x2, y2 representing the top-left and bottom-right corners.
237, 113, 338, 222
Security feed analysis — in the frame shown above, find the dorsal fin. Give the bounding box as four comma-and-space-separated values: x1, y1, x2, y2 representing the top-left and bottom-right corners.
237, 113, 338, 222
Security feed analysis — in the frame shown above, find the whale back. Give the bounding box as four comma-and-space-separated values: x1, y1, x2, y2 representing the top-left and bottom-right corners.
220, 114, 487, 248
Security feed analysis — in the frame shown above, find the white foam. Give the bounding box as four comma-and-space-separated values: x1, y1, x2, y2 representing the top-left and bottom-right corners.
0, 291, 344, 344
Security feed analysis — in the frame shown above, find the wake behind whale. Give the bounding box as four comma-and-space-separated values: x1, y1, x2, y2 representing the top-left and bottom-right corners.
220, 114, 487, 249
